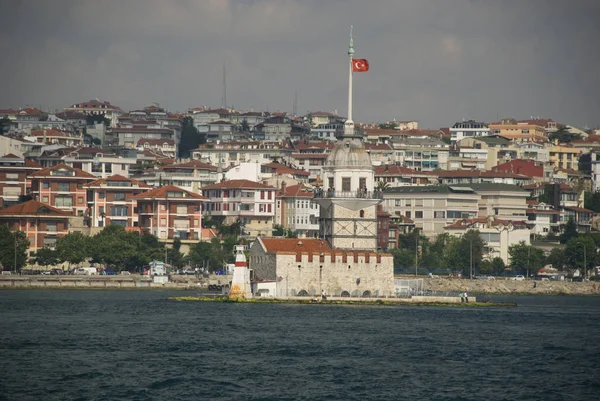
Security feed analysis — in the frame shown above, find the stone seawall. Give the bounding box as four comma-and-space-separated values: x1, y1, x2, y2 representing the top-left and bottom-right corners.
419, 276, 600, 295
0, 277, 197, 290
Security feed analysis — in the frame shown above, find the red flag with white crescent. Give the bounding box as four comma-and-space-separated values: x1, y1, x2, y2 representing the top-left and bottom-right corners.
352, 58, 369, 72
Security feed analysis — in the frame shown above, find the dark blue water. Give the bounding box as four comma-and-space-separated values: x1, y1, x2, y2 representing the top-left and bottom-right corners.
1, 291, 599, 401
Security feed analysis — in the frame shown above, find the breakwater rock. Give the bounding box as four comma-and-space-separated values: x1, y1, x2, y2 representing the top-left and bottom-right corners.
419, 276, 600, 295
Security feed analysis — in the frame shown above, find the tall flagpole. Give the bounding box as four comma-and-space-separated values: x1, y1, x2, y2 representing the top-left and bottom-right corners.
345, 26, 355, 138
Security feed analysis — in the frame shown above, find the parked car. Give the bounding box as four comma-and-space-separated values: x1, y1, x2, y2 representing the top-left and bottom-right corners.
73, 267, 98, 275
50, 269, 64, 275
511, 275, 525, 281
120, 271, 131, 275
181, 268, 196, 275
101, 269, 116, 276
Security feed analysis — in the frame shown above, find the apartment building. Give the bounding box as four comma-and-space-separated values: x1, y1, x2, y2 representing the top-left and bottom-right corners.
36, 147, 137, 178
391, 137, 449, 171
468, 183, 529, 221
275, 183, 320, 238
64, 99, 121, 116
450, 120, 490, 142
191, 141, 291, 167
83, 175, 151, 229
200, 179, 276, 237
0, 154, 41, 208
0, 199, 72, 254
26, 129, 84, 147
488, 118, 546, 142
548, 144, 580, 170
447, 148, 488, 170
30, 164, 97, 217
381, 186, 480, 237
374, 165, 437, 187
134, 185, 206, 243
139, 160, 219, 193
136, 138, 176, 158
310, 121, 344, 141
526, 201, 561, 236
444, 217, 530, 265
437, 170, 533, 186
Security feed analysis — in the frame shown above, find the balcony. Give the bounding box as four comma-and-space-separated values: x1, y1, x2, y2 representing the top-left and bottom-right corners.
314, 189, 384, 199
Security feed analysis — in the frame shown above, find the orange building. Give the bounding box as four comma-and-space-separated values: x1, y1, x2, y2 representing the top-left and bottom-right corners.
134, 185, 207, 243
0, 199, 72, 254
0, 154, 41, 208
488, 118, 546, 142
83, 174, 151, 228
29, 163, 97, 217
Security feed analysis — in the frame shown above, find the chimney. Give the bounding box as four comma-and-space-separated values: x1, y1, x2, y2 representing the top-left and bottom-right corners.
281, 181, 287, 191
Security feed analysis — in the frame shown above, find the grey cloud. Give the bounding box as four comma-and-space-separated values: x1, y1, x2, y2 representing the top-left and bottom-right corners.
1, 0, 598, 128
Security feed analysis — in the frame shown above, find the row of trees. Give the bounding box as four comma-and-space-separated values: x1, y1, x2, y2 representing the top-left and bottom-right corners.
1, 222, 242, 273
390, 228, 599, 278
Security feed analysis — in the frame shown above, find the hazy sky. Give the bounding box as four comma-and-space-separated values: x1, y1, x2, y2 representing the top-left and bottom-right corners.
1, 0, 599, 129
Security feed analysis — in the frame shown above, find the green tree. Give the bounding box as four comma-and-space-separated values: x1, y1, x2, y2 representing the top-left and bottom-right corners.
549, 127, 581, 144
33, 247, 60, 269
89, 225, 138, 270
584, 191, 600, 213
508, 241, 545, 277
479, 260, 493, 275
56, 232, 89, 268
272, 224, 285, 236
178, 116, 206, 158
390, 248, 415, 271
560, 218, 578, 244
169, 237, 184, 269
241, 119, 250, 132
0, 226, 29, 272
564, 236, 596, 277
458, 230, 485, 278
545, 247, 566, 271
188, 241, 214, 270
491, 257, 506, 276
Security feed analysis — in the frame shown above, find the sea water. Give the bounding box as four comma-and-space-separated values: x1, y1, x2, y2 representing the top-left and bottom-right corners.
0, 290, 598, 401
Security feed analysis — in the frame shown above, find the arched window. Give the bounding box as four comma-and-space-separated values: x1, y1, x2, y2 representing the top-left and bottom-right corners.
359, 210, 365, 218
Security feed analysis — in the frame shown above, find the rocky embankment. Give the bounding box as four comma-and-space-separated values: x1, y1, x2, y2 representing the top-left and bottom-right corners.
421, 276, 600, 295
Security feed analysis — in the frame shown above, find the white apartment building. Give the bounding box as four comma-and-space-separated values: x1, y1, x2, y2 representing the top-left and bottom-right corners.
37, 147, 138, 178
192, 141, 291, 168
200, 179, 276, 237
275, 183, 320, 238
381, 185, 481, 237
392, 137, 450, 171
447, 148, 488, 170
450, 120, 490, 142
139, 160, 219, 193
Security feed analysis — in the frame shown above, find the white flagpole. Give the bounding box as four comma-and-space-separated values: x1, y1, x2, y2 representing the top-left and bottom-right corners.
345, 26, 355, 137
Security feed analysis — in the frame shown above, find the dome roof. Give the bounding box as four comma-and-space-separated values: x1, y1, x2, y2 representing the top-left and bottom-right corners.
325, 138, 373, 169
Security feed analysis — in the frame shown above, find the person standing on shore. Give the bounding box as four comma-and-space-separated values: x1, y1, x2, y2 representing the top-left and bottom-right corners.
464, 291, 469, 303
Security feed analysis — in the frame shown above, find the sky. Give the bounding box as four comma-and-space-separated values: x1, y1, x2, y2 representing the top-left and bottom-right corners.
1, 0, 599, 129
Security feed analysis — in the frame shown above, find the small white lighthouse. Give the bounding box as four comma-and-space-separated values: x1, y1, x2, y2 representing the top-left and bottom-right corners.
229, 245, 252, 299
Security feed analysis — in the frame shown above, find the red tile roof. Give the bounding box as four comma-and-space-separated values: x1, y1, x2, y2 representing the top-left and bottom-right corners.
564, 206, 594, 213
375, 165, 435, 176
30, 163, 97, 179
492, 159, 544, 178
200, 179, 274, 191
133, 185, 207, 200
262, 162, 310, 177
437, 170, 530, 179
30, 129, 76, 137
279, 184, 314, 198
0, 199, 72, 217
83, 174, 150, 188
136, 138, 175, 146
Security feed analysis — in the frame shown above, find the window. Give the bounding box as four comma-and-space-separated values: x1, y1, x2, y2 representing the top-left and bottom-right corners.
113, 192, 126, 201
360, 210, 365, 218
161, 218, 167, 226
405, 211, 411, 218
395, 199, 402, 206
43, 182, 49, 189
342, 177, 351, 192
359, 177, 366, 190
42, 196, 49, 203
99, 192, 105, 199
176, 205, 187, 214
58, 183, 70, 192
328, 177, 334, 189
434, 211, 445, 219
447, 211, 463, 219
46, 222, 57, 232
110, 220, 127, 227
55, 196, 73, 207
77, 197, 84, 204
110, 206, 128, 216
99, 206, 105, 214
415, 211, 423, 219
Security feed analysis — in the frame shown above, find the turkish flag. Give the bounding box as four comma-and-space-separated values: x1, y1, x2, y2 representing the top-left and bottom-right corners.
352, 58, 369, 72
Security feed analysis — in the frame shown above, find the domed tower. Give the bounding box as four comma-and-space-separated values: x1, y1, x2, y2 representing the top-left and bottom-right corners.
316, 27, 381, 250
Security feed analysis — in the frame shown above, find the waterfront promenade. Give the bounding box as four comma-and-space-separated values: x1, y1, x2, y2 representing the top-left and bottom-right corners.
1, 274, 599, 295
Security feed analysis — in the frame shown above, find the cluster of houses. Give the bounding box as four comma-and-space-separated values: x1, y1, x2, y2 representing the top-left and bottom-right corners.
1, 100, 599, 269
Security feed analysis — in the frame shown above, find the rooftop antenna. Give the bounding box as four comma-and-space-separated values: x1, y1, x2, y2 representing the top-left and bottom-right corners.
221, 62, 227, 109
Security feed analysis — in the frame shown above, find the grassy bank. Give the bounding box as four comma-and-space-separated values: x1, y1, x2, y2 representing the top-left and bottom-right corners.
168, 296, 517, 307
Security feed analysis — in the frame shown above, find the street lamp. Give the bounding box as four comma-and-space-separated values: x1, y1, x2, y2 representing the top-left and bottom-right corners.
470, 239, 473, 280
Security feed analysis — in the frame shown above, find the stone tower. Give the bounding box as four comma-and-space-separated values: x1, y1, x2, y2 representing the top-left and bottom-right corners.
316, 26, 381, 250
